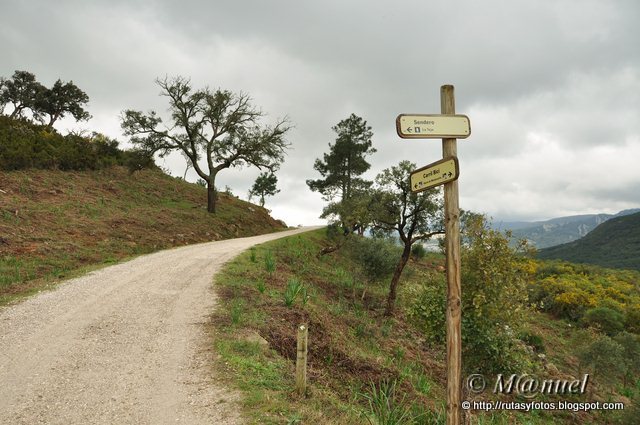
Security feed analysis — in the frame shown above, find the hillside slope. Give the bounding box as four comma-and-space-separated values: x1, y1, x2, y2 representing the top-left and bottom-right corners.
537, 211, 640, 270
0, 166, 286, 302
494, 209, 640, 248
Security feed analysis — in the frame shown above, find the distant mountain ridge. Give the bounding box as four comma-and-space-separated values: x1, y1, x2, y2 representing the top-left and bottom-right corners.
537, 212, 640, 271
493, 209, 640, 249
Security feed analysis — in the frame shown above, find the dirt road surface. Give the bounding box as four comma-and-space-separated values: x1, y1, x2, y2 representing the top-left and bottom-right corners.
0, 226, 321, 424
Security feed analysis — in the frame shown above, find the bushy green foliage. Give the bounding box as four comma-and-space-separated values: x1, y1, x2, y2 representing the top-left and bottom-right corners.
407, 272, 446, 344
581, 306, 625, 336
409, 214, 535, 373
576, 331, 640, 390
578, 335, 626, 383
410, 243, 427, 260
613, 332, 640, 386
625, 304, 640, 334
460, 215, 534, 372
122, 148, 156, 173
518, 330, 545, 353
0, 116, 155, 172
347, 237, 400, 284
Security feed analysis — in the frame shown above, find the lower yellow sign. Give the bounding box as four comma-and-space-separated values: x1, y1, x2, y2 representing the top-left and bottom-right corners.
410, 157, 459, 193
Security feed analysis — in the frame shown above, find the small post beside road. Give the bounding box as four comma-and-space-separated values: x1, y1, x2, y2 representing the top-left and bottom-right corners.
441, 84, 462, 424
296, 324, 308, 395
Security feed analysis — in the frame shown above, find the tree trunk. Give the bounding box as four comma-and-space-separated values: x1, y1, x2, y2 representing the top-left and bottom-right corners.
46, 115, 56, 130
207, 183, 217, 213
384, 243, 412, 316
9, 106, 23, 119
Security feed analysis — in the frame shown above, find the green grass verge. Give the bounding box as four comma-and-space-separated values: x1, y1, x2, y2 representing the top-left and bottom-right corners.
211, 229, 600, 424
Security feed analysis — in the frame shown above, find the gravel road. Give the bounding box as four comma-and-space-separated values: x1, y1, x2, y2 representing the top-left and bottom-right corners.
0, 226, 321, 425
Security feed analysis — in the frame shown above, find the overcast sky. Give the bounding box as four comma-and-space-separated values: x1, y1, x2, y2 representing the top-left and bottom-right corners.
2, 0, 639, 225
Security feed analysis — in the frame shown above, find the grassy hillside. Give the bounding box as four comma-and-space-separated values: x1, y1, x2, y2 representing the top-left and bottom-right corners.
0, 166, 286, 304
211, 230, 638, 424
538, 212, 640, 271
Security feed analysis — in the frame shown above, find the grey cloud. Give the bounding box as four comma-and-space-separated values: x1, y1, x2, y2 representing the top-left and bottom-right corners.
1, 0, 639, 224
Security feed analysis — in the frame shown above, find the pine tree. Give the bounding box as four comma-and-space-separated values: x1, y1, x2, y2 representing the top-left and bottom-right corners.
306, 114, 375, 232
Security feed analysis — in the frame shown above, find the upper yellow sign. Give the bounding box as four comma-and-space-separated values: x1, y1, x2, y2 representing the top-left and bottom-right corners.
396, 114, 471, 139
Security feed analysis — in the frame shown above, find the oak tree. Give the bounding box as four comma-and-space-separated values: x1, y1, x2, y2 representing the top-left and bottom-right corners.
0, 70, 44, 119
35, 79, 91, 129
121, 76, 291, 213
370, 160, 444, 316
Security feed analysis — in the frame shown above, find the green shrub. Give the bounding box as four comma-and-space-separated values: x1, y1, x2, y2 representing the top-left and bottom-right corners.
411, 215, 533, 373
348, 236, 400, 284
581, 306, 625, 336
624, 305, 640, 334
0, 116, 156, 171
123, 148, 156, 173
408, 275, 447, 344
578, 335, 625, 383
411, 243, 427, 260
613, 332, 640, 386
518, 330, 545, 353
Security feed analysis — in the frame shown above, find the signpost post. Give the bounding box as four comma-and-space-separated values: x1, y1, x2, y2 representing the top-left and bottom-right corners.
440, 85, 463, 425
396, 85, 466, 424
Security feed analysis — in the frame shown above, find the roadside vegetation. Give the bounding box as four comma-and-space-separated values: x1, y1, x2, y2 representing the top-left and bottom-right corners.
211, 227, 639, 424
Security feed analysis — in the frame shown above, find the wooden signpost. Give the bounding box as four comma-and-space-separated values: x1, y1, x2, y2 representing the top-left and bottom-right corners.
397, 85, 467, 425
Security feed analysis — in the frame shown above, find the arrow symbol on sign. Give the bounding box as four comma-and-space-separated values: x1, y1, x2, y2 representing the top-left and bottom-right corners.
406, 127, 413, 133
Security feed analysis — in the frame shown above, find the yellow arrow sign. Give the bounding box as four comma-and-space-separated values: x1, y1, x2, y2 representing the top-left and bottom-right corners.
396, 114, 471, 139
410, 157, 459, 193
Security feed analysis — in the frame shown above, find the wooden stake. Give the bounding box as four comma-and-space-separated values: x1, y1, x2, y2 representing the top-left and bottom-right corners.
296, 324, 308, 394
441, 85, 462, 424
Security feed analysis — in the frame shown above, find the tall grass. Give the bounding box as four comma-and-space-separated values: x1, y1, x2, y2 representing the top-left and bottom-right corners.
359, 379, 414, 424
284, 278, 307, 307
264, 250, 276, 275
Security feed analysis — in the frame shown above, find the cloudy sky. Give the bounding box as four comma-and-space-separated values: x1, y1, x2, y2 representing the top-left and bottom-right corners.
2, 0, 639, 225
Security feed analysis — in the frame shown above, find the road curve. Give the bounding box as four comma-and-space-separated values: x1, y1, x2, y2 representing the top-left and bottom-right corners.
0, 226, 322, 424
